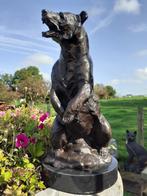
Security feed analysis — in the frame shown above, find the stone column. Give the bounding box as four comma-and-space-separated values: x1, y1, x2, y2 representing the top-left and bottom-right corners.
36, 172, 123, 196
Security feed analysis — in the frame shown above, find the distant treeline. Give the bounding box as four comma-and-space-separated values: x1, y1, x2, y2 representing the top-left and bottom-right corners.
0, 66, 50, 104
0, 66, 116, 104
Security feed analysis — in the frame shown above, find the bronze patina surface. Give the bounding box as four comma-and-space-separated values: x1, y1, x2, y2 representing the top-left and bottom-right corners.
42, 10, 112, 170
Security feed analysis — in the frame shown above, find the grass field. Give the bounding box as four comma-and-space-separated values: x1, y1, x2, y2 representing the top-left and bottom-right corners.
100, 97, 147, 166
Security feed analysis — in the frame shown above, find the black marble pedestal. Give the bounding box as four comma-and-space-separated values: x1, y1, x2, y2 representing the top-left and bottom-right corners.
42, 157, 118, 195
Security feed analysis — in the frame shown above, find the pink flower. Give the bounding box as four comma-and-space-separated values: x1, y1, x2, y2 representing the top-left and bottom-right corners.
39, 112, 49, 122
31, 114, 37, 120
0, 111, 5, 117
15, 109, 21, 117
15, 133, 29, 148
11, 112, 15, 117
38, 123, 44, 129
29, 137, 36, 144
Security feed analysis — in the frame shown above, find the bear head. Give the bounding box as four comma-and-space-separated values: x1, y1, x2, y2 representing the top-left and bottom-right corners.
42, 10, 88, 42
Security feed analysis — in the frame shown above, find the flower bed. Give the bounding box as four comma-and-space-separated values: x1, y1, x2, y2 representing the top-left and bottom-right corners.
0, 105, 55, 195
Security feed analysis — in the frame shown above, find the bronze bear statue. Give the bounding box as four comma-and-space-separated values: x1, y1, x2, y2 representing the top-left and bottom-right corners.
42, 10, 111, 151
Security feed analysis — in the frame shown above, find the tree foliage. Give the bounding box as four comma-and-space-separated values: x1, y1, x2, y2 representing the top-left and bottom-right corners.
0, 81, 19, 102
0, 73, 13, 87
0, 66, 49, 103
0, 66, 116, 103
18, 77, 48, 103
94, 84, 116, 99
12, 66, 42, 85
105, 85, 116, 98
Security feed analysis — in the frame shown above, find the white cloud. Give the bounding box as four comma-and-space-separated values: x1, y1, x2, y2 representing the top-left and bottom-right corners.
90, 0, 141, 35
109, 67, 147, 86
136, 49, 147, 57
135, 67, 147, 80
90, 12, 114, 34
0, 25, 55, 46
41, 72, 51, 81
0, 47, 29, 55
129, 23, 147, 32
0, 25, 59, 55
88, 7, 106, 18
0, 35, 58, 54
113, 68, 147, 84
0, 41, 48, 54
88, 2, 114, 34
0, 25, 6, 31
109, 79, 120, 85
107, 66, 147, 95
114, 0, 141, 14
23, 53, 54, 66
108, 78, 142, 86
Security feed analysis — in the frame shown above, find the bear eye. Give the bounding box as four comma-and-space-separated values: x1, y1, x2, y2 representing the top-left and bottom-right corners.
59, 12, 64, 20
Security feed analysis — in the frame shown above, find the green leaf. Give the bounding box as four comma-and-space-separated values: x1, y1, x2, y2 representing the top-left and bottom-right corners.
38, 181, 46, 189
3, 170, 12, 182
30, 175, 37, 185
0, 150, 4, 159
35, 142, 45, 157
28, 142, 45, 158
29, 185, 35, 191
26, 163, 34, 169
22, 157, 29, 164
3, 187, 13, 195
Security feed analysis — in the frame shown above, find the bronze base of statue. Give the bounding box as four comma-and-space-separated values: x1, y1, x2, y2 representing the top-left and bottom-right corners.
41, 139, 117, 194
42, 139, 112, 171
41, 155, 118, 194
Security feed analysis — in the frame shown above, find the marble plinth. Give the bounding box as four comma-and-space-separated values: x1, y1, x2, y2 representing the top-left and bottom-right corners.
41, 157, 118, 195
36, 171, 123, 196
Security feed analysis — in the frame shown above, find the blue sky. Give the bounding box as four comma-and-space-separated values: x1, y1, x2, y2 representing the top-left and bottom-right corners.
0, 0, 147, 96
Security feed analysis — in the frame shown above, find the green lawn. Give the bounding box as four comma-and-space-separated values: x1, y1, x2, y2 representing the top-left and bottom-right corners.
100, 97, 147, 165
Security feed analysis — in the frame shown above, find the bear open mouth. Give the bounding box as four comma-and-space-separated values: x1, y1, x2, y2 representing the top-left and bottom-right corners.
42, 17, 60, 38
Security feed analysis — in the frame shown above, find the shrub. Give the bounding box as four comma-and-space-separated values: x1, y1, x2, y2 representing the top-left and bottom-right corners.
0, 105, 55, 194
0, 149, 45, 195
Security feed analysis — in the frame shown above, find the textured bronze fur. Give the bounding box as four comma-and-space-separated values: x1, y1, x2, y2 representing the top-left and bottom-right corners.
42, 10, 112, 151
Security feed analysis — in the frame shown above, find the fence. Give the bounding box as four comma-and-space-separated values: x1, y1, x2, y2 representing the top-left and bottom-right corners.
137, 107, 144, 147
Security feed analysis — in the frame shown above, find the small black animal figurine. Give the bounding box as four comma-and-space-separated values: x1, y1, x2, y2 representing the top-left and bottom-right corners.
125, 130, 147, 173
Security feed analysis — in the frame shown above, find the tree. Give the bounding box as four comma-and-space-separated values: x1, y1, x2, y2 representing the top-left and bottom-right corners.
0, 74, 13, 87
94, 84, 116, 99
94, 84, 107, 99
12, 66, 42, 85
105, 85, 116, 98
0, 66, 49, 103
0, 81, 19, 102
18, 77, 48, 103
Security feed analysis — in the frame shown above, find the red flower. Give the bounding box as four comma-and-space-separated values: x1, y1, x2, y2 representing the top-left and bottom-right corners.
39, 112, 49, 122
29, 137, 36, 144
15, 133, 29, 148
38, 123, 44, 129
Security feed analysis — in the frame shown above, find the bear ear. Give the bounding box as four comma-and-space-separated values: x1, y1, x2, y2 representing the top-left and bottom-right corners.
126, 130, 129, 133
79, 11, 88, 24
134, 131, 137, 135
59, 12, 65, 20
